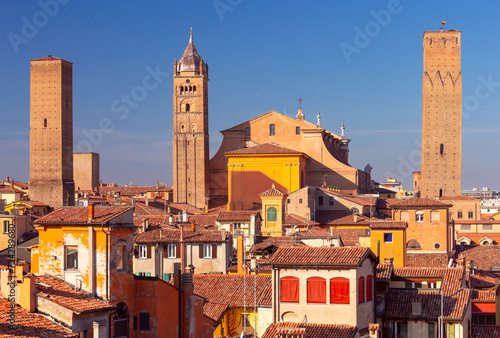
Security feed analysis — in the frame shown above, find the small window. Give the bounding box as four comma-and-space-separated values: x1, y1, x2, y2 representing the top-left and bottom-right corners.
180, 124, 186, 132
457, 210, 462, 219
384, 233, 393, 243
116, 246, 125, 270
295, 126, 300, 135
133, 316, 137, 331
203, 244, 212, 258
468, 210, 473, 219
43, 118, 47, 128
329, 197, 334, 206
139, 245, 148, 259
139, 312, 150, 331
483, 224, 493, 230
245, 127, 250, 136
191, 123, 196, 132
416, 211, 424, 222
439, 189, 443, 197
299, 198, 303, 204
185, 103, 190, 112
269, 124, 275, 136
318, 196, 323, 206
65, 246, 78, 270
461, 224, 471, 231
287, 198, 291, 204
435, 243, 441, 249
427, 281, 437, 289
2, 221, 9, 234
351, 208, 359, 214
267, 207, 277, 222
167, 244, 176, 258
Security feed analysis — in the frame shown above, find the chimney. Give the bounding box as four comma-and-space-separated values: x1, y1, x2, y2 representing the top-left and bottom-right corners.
168, 215, 173, 225
237, 235, 245, 275
88, 203, 95, 222
353, 214, 358, 223
142, 218, 149, 232
221, 230, 226, 242
6, 176, 9, 182
145, 197, 149, 206
251, 256, 257, 273
412, 296, 422, 317
182, 210, 187, 222
190, 218, 195, 231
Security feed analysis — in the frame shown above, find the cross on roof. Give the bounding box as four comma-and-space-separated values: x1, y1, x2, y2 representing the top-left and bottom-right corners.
296, 95, 305, 110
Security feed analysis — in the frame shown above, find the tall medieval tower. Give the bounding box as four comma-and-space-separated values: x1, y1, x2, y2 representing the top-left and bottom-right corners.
29, 56, 75, 208
173, 31, 209, 208
421, 29, 462, 198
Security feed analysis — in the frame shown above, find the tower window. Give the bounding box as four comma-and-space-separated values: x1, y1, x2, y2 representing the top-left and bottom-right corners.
267, 207, 277, 222
269, 124, 275, 136
439, 189, 443, 197
185, 104, 190, 112
180, 86, 184, 94
191, 124, 196, 132
180, 124, 186, 132
296, 127, 300, 135
44, 118, 47, 128
440, 144, 444, 155
193, 85, 196, 92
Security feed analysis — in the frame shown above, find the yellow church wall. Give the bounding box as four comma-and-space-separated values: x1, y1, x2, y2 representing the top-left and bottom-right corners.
227, 154, 305, 211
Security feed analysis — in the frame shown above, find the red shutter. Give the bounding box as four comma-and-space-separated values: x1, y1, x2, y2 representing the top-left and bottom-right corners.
366, 275, 373, 301
176, 245, 181, 258
199, 244, 204, 258
147, 246, 152, 259
163, 245, 168, 259
212, 244, 217, 259
281, 277, 299, 303
330, 277, 350, 304
307, 277, 326, 303
358, 277, 365, 303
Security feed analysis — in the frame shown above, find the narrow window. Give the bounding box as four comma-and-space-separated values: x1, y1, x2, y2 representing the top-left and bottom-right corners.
366, 275, 373, 301
167, 244, 176, 258
139, 245, 147, 259
295, 126, 300, 135
329, 197, 334, 206
269, 124, 275, 136
180, 124, 185, 132
307, 277, 326, 303
139, 312, 150, 331
245, 127, 250, 136
191, 123, 196, 132
185, 104, 190, 112
416, 210, 424, 222
44, 119, 47, 128
280, 276, 299, 302
2, 221, 9, 234
267, 207, 277, 222
299, 198, 303, 204
180, 86, 184, 94
439, 189, 443, 197
203, 244, 212, 258
287, 198, 291, 204
193, 85, 196, 92
358, 277, 365, 303
330, 277, 349, 304
65, 246, 78, 270
468, 210, 473, 219
116, 246, 125, 270
440, 144, 444, 155
457, 210, 463, 219
318, 196, 323, 206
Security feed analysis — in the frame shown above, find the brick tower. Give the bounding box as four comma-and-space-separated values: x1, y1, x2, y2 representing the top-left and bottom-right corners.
29, 56, 75, 208
172, 31, 209, 209
421, 29, 462, 198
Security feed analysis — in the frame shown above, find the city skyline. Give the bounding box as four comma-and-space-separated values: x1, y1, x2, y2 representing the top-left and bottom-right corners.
2, 1, 500, 190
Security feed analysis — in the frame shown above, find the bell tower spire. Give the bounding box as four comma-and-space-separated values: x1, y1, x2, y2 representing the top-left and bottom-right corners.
172, 30, 210, 209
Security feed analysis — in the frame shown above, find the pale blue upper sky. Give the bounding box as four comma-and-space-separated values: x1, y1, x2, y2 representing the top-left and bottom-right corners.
1, 1, 499, 190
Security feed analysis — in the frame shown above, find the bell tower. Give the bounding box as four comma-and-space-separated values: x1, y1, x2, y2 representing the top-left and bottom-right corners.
421, 28, 462, 198
172, 30, 209, 208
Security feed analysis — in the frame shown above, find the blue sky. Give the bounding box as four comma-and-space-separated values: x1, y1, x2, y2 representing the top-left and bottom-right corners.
1, 1, 500, 190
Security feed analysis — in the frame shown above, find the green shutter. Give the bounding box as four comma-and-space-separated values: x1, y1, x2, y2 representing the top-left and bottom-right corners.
164, 273, 169, 282
146, 272, 151, 277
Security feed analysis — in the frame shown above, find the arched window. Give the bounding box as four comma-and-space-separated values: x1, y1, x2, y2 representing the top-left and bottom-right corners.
269, 124, 275, 136
351, 208, 359, 214
43, 118, 47, 128
281, 276, 299, 303
267, 207, 277, 222
366, 275, 373, 301
114, 302, 129, 337
457, 210, 463, 219
330, 277, 349, 304
307, 277, 326, 303
358, 277, 365, 303
407, 239, 422, 249
295, 126, 300, 135
180, 124, 186, 132
185, 103, 190, 112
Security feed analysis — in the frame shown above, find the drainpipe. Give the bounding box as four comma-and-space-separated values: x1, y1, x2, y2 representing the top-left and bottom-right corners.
101, 224, 109, 300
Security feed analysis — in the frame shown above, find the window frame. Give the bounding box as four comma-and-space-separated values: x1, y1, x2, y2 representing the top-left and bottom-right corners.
116, 246, 126, 271
383, 233, 393, 243
457, 210, 463, 219
269, 124, 275, 136
167, 244, 176, 258
65, 246, 78, 270
295, 126, 300, 135
267, 207, 277, 222
415, 210, 425, 222
139, 312, 150, 331
468, 210, 474, 219
318, 196, 323, 206
366, 275, 373, 301
203, 244, 212, 258
139, 245, 148, 259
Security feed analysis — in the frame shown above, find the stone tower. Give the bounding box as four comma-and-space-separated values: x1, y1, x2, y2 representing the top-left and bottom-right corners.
29, 56, 75, 208
421, 29, 462, 198
172, 31, 209, 208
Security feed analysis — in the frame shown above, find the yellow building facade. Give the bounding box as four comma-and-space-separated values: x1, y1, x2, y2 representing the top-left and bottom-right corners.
370, 221, 407, 268
259, 184, 287, 236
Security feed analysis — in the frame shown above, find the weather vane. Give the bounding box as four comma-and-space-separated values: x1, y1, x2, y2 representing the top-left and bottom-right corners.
296, 95, 305, 110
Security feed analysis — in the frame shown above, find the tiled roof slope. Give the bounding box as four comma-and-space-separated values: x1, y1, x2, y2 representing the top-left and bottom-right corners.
0, 298, 76, 337
261, 322, 358, 338
456, 245, 500, 271
472, 326, 500, 338
268, 246, 373, 266
250, 236, 305, 254
376, 262, 393, 283
193, 275, 272, 308
217, 211, 258, 222
392, 267, 464, 292
471, 290, 495, 302
456, 233, 500, 245
315, 210, 370, 226
406, 253, 449, 268
36, 276, 115, 314
259, 185, 286, 197
283, 213, 318, 227
391, 197, 451, 207
202, 302, 228, 322
135, 225, 229, 243
36, 206, 131, 224
225, 143, 303, 156
468, 271, 497, 289
330, 228, 369, 246
370, 221, 407, 229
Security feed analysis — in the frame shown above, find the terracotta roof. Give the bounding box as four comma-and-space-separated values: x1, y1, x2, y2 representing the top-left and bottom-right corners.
35, 276, 115, 314
35, 206, 132, 224
391, 197, 451, 208
250, 236, 305, 254
385, 289, 470, 320
261, 322, 358, 338
392, 267, 464, 293
217, 211, 259, 222
330, 228, 369, 246
472, 326, 500, 338
315, 210, 371, 226
1, 180, 29, 189
193, 214, 219, 227
471, 290, 495, 303
318, 187, 376, 206
468, 271, 497, 289
456, 245, 500, 271
405, 253, 449, 268
202, 302, 228, 322
283, 214, 318, 227
0, 185, 24, 194
101, 185, 163, 196
23, 200, 49, 207
439, 195, 479, 201
225, 143, 304, 156
294, 226, 334, 238
0, 298, 76, 337
227, 258, 272, 273
376, 262, 393, 283
193, 275, 272, 308
259, 185, 286, 197
135, 225, 229, 243
456, 233, 500, 245
268, 246, 373, 267
370, 221, 407, 229
31, 55, 64, 61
